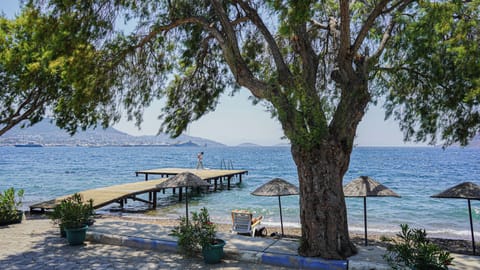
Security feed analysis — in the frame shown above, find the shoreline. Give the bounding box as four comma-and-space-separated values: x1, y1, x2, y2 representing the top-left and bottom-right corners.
96, 208, 478, 240
94, 213, 477, 256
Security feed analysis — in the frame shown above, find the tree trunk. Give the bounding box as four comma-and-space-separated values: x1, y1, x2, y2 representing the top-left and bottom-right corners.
293, 140, 357, 259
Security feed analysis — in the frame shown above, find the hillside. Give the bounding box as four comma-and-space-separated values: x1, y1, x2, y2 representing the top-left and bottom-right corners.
466, 133, 480, 148
0, 119, 224, 147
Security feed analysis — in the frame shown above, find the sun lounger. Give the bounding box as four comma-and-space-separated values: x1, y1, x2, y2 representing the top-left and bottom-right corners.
231, 209, 265, 237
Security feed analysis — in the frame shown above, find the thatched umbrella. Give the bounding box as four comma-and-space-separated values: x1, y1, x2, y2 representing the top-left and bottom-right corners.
251, 178, 299, 236
432, 182, 480, 255
344, 176, 401, 246
156, 172, 210, 223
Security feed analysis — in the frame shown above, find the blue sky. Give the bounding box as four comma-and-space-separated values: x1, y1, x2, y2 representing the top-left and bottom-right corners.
2, 1, 425, 146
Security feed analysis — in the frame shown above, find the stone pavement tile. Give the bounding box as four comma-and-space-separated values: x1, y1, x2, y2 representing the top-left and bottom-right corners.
92, 220, 177, 242
1, 218, 290, 270
450, 253, 480, 270
264, 238, 299, 255
347, 245, 390, 270
216, 231, 277, 253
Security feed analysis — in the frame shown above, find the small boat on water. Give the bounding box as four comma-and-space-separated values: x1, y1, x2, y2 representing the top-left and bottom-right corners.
14, 142, 43, 147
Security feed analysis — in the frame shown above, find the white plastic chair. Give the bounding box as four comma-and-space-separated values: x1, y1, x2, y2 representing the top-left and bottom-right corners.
231, 210, 263, 237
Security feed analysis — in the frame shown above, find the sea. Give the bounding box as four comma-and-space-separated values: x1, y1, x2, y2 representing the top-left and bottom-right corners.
1, 146, 479, 240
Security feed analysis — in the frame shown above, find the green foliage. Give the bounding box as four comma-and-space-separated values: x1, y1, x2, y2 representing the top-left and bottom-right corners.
50, 193, 95, 229
0, 3, 122, 135
3, 0, 480, 258
171, 207, 217, 256
381, 1, 480, 146
0, 187, 24, 221
383, 224, 454, 270
1, 1, 477, 148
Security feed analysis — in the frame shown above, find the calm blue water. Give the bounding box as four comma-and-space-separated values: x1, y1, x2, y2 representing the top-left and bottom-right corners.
1, 146, 479, 239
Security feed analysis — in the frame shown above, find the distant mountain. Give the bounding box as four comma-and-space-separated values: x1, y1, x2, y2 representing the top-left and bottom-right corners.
466, 134, 480, 148
274, 142, 291, 147
236, 142, 261, 147
0, 119, 225, 147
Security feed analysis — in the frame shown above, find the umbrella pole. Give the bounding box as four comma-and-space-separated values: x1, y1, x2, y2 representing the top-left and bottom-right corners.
468, 199, 476, 255
278, 196, 284, 237
185, 189, 189, 224
364, 197, 368, 246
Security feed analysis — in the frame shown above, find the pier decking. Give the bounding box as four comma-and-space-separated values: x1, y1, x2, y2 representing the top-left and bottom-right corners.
135, 168, 248, 190
29, 178, 168, 212
30, 168, 248, 213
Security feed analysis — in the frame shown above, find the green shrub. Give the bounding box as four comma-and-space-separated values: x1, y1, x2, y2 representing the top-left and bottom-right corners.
383, 224, 453, 270
171, 207, 217, 256
0, 187, 24, 221
50, 193, 94, 229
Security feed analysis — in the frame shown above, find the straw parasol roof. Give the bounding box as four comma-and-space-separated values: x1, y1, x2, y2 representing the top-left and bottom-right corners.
344, 176, 400, 197
251, 178, 299, 237
431, 182, 480, 200
343, 176, 400, 246
431, 181, 480, 255
251, 178, 299, 197
156, 172, 210, 189
156, 172, 210, 223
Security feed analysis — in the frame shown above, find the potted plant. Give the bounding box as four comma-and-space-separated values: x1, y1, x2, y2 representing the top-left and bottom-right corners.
49, 202, 66, 237
0, 187, 24, 226
51, 193, 94, 245
171, 207, 226, 264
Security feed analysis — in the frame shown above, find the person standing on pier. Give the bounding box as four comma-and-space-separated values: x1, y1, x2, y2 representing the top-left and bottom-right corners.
196, 152, 204, 169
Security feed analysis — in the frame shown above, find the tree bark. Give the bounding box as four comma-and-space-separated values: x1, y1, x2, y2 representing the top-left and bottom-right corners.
293, 140, 357, 259
289, 63, 369, 258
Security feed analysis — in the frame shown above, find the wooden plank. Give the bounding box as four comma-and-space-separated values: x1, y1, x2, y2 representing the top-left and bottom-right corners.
30, 178, 167, 211
30, 168, 248, 212
135, 168, 248, 180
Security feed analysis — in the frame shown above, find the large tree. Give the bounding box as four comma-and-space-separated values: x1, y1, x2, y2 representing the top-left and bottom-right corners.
2, 0, 480, 259
0, 4, 121, 135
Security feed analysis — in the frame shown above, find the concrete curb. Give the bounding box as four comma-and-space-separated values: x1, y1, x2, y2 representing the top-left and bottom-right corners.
87, 231, 348, 269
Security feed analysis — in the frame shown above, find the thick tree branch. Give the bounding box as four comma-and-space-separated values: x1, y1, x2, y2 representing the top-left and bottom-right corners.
293, 24, 319, 87
210, 0, 268, 99
231, 16, 249, 25
292, 24, 328, 135
235, 0, 294, 87
351, 0, 391, 55
338, 0, 351, 61
134, 8, 270, 99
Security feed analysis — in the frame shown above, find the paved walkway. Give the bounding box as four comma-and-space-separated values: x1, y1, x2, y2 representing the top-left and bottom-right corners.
0, 217, 287, 269
1, 216, 479, 269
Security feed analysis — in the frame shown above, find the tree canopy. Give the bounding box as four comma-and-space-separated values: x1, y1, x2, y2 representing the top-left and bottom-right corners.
1, 0, 480, 259
0, 4, 122, 135
381, 1, 480, 146
1, 1, 479, 146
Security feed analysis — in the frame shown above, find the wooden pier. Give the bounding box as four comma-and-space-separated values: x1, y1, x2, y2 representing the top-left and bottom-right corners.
30, 168, 248, 213
135, 168, 248, 190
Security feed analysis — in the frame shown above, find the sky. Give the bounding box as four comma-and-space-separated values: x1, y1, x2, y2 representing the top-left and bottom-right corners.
2, 1, 426, 147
